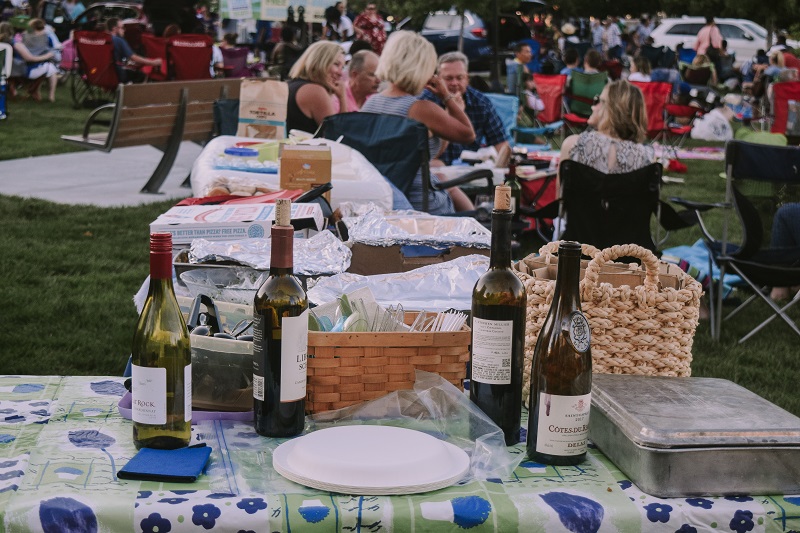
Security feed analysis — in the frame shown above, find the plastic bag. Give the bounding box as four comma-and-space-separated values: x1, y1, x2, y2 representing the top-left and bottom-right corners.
201, 371, 521, 495
690, 108, 733, 141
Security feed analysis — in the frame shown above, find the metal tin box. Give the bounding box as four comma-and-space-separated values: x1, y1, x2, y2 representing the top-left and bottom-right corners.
589, 374, 800, 497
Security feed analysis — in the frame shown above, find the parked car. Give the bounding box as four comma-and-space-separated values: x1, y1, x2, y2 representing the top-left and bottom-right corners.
650, 16, 800, 67
39, 0, 144, 42
420, 9, 531, 71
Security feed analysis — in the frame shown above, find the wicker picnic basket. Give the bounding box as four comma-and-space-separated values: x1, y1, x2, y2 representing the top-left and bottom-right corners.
513, 242, 703, 403
305, 312, 471, 414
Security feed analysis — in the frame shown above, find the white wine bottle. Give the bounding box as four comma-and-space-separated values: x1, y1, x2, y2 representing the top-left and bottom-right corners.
131, 232, 191, 450
253, 199, 309, 438
527, 241, 592, 465
470, 185, 526, 445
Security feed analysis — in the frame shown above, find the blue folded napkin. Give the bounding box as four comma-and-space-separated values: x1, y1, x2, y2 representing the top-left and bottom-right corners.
118, 444, 212, 483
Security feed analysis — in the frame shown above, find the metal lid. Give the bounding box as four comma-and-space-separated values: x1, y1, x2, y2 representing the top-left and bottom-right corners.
591, 374, 800, 449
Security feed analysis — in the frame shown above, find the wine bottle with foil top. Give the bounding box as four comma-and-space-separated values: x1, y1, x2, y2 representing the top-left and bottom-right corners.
470, 185, 526, 445
131, 232, 192, 449
527, 241, 592, 465
253, 198, 309, 438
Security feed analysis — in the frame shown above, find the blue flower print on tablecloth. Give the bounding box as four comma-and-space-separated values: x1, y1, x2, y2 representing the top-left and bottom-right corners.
39, 497, 98, 533
298, 499, 329, 523
89, 380, 126, 397
141, 512, 172, 533
0, 456, 26, 494
540, 491, 604, 533
193, 503, 222, 529
685, 498, 713, 509
420, 495, 492, 529
519, 460, 547, 474
617, 480, 632, 490
239, 497, 268, 515
68, 429, 118, 480
725, 496, 754, 503
730, 509, 755, 533
158, 497, 189, 505
11, 384, 45, 394
53, 467, 84, 481
644, 502, 673, 523
675, 524, 698, 533
0, 400, 52, 424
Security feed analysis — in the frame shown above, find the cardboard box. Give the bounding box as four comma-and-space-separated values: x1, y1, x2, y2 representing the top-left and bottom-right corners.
150, 203, 324, 245
279, 144, 332, 202
348, 243, 489, 275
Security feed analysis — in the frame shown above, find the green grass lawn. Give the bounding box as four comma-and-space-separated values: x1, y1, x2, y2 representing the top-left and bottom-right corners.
2, 82, 800, 417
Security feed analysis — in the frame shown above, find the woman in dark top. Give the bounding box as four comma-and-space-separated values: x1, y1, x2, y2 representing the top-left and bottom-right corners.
286, 41, 346, 134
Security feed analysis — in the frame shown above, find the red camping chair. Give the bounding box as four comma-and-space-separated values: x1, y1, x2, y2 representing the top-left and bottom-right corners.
630, 81, 672, 140
599, 59, 623, 81
140, 33, 168, 82
167, 34, 213, 80
562, 70, 608, 139
660, 104, 704, 159
532, 74, 566, 125
71, 30, 119, 108
770, 81, 800, 135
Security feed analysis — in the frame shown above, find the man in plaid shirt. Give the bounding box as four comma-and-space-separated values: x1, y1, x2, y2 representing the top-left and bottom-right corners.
419, 52, 509, 165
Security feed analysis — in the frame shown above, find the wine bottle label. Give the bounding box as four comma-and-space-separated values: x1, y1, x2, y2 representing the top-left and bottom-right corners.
535, 392, 591, 456
564, 312, 591, 353
184, 364, 192, 423
280, 309, 309, 402
131, 365, 166, 425
471, 318, 513, 384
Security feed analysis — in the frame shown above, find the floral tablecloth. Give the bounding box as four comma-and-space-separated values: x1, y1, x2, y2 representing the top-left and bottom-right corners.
1, 375, 799, 533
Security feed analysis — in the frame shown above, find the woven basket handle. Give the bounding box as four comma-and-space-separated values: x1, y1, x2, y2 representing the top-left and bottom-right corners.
582, 244, 660, 297
537, 241, 601, 264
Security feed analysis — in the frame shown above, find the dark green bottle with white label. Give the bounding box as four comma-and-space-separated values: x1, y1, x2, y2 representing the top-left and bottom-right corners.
527, 241, 592, 465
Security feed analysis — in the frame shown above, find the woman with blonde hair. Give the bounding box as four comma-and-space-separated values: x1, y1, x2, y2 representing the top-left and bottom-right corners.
360, 30, 476, 214
559, 80, 654, 184
286, 40, 346, 134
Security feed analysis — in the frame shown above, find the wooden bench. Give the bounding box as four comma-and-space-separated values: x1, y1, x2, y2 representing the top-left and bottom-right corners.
62, 78, 242, 194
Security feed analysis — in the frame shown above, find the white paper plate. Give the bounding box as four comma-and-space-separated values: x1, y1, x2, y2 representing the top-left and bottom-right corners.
273, 425, 470, 495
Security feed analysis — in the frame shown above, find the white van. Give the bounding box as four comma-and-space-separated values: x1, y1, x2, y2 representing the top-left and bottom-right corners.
649, 17, 799, 66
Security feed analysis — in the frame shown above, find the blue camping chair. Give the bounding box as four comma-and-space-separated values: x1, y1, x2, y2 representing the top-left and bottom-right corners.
483, 92, 562, 148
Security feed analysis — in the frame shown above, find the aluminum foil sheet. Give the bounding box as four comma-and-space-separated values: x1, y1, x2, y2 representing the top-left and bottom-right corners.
344, 207, 491, 249
307, 255, 490, 312
187, 230, 351, 275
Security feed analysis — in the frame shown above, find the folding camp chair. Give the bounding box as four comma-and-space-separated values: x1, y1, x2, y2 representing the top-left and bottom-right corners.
770, 81, 800, 135
630, 81, 672, 141
220, 47, 263, 78
483, 92, 561, 148
562, 70, 607, 137
521, 161, 696, 252
140, 33, 168, 82
71, 30, 120, 109
318, 112, 493, 214
599, 60, 623, 81
660, 103, 704, 159
673, 140, 800, 342
167, 34, 213, 80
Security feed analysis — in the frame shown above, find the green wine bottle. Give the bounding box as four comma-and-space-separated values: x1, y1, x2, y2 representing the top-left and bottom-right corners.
131, 232, 191, 450
527, 241, 592, 465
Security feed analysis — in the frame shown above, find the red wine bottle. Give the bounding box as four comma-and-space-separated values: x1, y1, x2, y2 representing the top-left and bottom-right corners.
470, 185, 526, 445
253, 199, 308, 437
131, 232, 191, 450
527, 241, 592, 465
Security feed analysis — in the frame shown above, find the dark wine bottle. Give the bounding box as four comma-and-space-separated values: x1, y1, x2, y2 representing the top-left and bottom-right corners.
131, 232, 191, 450
253, 199, 308, 438
470, 185, 527, 445
504, 156, 521, 217
527, 241, 592, 465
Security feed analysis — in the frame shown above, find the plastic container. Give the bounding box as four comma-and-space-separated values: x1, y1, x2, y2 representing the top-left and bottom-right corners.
191, 334, 253, 412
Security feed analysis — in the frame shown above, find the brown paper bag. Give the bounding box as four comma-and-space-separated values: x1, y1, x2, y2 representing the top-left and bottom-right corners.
236, 79, 288, 139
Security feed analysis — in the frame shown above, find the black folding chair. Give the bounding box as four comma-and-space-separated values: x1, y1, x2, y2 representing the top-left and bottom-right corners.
318, 112, 492, 214
521, 160, 696, 253
674, 140, 800, 342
